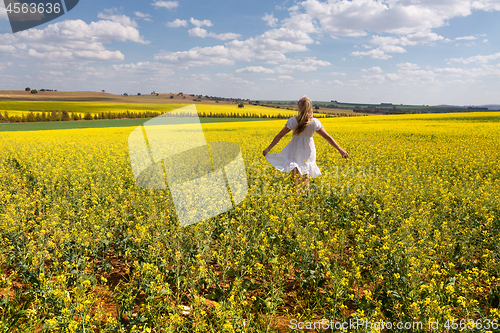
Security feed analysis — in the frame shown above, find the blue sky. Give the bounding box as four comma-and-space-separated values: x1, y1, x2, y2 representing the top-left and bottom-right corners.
1, 0, 499, 105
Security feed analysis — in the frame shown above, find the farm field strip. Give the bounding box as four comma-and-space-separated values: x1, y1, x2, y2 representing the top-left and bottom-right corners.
0, 102, 303, 118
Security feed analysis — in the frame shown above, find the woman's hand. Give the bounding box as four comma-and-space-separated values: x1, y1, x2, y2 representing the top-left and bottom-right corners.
339, 148, 349, 159
263, 148, 270, 156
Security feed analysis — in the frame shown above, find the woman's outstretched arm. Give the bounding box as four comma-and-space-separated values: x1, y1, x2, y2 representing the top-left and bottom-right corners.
263, 126, 291, 156
316, 128, 349, 158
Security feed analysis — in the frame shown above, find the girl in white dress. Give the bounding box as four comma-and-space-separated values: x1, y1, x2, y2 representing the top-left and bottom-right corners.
263, 95, 349, 193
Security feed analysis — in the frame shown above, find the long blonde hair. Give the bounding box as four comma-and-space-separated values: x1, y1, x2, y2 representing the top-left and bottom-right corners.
294, 95, 313, 135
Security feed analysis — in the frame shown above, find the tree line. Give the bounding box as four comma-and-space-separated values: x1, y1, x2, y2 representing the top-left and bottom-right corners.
0, 110, 341, 123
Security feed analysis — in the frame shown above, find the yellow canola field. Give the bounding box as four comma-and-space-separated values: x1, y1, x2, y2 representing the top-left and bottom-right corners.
0, 112, 499, 332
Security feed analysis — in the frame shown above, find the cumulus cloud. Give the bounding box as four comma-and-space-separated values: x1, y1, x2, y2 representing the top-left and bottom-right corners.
351, 49, 392, 60
190, 18, 213, 27
285, 0, 499, 38
188, 27, 240, 40
166, 19, 188, 28
154, 45, 235, 67
135, 12, 153, 22
152, 1, 178, 10
471, 0, 500, 11
273, 57, 330, 73
112, 61, 175, 77
281, 0, 498, 61
0, 4, 7, 20
448, 52, 500, 64
278, 75, 294, 80
236, 66, 275, 74
456, 35, 476, 40
362, 66, 383, 73
397, 63, 420, 70
155, 27, 318, 68
262, 13, 279, 27
0, 19, 148, 62
98, 11, 138, 28
234, 57, 330, 74
353, 32, 444, 59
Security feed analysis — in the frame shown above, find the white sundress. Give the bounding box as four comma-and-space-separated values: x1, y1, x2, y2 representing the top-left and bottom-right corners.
265, 116, 324, 178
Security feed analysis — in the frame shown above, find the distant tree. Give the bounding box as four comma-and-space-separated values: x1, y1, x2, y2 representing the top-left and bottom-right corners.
170, 95, 174, 99
238, 103, 244, 108
314, 105, 320, 110
102, 90, 105, 93
84, 112, 93, 120
123, 93, 128, 96
61, 110, 70, 121
25, 87, 31, 92
31, 89, 38, 94
156, 93, 159, 96
137, 93, 141, 96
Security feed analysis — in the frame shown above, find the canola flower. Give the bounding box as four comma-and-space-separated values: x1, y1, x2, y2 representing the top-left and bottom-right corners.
0, 112, 499, 331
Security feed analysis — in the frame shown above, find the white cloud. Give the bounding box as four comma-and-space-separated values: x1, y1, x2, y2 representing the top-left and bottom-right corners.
111, 61, 175, 77
190, 18, 213, 27
190, 73, 211, 81
188, 27, 240, 40
278, 75, 294, 80
362, 66, 383, 73
0, 4, 7, 20
354, 32, 443, 59
449, 52, 500, 64
456, 35, 476, 40
166, 19, 187, 28
262, 13, 279, 27
0, 19, 148, 62
154, 45, 234, 67
214, 73, 253, 85
361, 74, 386, 84
274, 57, 330, 73
0, 45, 16, 52
351, 49, 392, 60
236, 66, 275, 74
97, 12, 138, 28
155, 27, 318, 68
285, 0, 499, 38
152, 1, 178, 10
471, 0, 500, 11
135, 12, 153, 22
397, 63, 420, 70
330, 71, 346, 76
